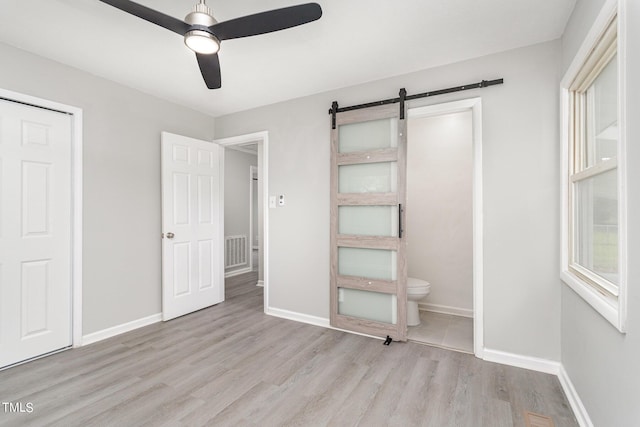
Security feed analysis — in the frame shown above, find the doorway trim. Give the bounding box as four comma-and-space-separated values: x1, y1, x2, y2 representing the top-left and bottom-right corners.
0, 87, 84, 348
249, 165, 258, 273
214, 131, 269, 310
407, 97, 484, 357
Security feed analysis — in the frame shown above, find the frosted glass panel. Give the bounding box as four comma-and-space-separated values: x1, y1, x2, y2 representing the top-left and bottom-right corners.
339, 206, 398, 236
338, 288, 397, 324
339, 162, 397, 194
339, 118, 398, 153
574, 169, 618, 284
338, 247, 397, 280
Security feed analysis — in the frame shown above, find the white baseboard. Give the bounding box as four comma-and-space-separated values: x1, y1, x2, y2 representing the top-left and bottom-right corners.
265, 306, 330, 328
483, 349, 591, 426
419, 302, 473, 318
81, 313, 162, 346
265, 307, 384, 341
225, 266, 252, 278
256, 280, 264, 287
482, 348, 561, 375
558, 365, 593, 427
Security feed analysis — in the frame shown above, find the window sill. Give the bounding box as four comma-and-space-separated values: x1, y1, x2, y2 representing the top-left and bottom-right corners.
561, 270, 625, 332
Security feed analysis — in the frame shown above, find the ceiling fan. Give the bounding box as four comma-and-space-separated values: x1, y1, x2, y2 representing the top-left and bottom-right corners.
98, 0, 322, 89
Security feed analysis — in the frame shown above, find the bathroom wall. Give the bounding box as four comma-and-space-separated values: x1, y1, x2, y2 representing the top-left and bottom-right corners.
224, 148, 258, 274
215, 40, 562, 361
560, 0, 640, 425
406, 111, 473, 314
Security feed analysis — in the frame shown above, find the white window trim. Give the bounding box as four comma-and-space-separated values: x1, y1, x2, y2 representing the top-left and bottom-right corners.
560, 0, 627, 332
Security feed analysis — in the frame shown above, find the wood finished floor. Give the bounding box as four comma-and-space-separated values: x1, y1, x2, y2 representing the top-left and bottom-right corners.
0, 272, 578, 426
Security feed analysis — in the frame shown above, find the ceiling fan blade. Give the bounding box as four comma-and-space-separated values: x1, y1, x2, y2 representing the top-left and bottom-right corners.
98, 0, 190, 35
196, 53, 222, 89
211, 3, 322, 41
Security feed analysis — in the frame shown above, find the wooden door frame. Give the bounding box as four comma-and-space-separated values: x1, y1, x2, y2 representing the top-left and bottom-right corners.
214, 131, 269, 310
0, 87, 84, 348
407, 97, 484, 357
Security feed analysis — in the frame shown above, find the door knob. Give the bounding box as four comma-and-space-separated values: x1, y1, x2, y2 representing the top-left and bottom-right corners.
166, 232, 175, 239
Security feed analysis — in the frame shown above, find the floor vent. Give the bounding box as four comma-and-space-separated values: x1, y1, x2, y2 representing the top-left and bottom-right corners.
524, 411, 555, 427
225, 235, 247, 269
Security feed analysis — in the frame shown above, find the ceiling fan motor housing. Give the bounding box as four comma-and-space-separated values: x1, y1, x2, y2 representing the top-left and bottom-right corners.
185, 1, 217, 27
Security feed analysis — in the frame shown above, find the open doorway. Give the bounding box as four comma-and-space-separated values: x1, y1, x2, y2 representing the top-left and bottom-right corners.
223, 144, 258, 278
215, 131, 269, 311
407, 98, 484, 356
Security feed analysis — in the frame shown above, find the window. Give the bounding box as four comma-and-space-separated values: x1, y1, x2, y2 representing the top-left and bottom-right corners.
570, 22, 618, 295
561, 3, 626, 331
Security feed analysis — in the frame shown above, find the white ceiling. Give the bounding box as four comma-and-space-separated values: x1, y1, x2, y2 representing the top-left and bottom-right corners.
0, 0, 576, 117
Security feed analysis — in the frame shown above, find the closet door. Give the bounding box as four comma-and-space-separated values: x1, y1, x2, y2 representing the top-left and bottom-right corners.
0, 99, 72, 368
330, 104, 407, 341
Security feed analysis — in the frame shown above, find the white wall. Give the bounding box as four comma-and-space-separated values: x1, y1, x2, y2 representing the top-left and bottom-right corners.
224, 149, 257, 273
0, 42, 216, 335
215, 40, 562, 360
407, 111, 473, 312
560, 1, 640, 425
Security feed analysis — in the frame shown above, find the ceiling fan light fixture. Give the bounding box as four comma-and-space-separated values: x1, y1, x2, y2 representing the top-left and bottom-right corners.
98, 0, 322, 89
184, 30, 220, 54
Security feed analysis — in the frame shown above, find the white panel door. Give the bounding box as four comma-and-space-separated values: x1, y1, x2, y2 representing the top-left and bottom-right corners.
161, 132, 223, 321
0, 100, 72, 368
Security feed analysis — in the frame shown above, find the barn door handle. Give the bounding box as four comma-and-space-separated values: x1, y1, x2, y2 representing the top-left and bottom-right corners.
398, 204, 403, 238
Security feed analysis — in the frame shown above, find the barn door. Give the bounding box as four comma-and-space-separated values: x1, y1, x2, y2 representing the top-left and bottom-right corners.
330, 104, 407, 341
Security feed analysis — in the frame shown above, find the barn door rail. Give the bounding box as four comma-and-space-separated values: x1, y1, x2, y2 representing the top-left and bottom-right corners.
329, 78, 503, 128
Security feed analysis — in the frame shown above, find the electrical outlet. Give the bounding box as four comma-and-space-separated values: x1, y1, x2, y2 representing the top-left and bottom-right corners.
278, 195, 285, 206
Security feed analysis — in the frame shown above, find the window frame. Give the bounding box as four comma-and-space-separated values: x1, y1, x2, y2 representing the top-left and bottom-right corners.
560, 0, 627, 332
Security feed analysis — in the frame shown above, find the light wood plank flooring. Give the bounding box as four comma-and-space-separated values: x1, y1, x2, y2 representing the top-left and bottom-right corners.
0, 272, 577, 426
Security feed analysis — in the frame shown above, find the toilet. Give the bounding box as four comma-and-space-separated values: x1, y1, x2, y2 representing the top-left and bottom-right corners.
407, 277, 431, 326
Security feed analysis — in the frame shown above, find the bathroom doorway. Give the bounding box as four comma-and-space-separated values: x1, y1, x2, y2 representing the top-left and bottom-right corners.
406, 98, 483, 355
